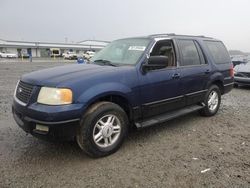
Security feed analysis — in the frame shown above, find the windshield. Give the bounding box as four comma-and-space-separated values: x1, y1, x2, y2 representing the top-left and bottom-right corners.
91, 38, 150, 66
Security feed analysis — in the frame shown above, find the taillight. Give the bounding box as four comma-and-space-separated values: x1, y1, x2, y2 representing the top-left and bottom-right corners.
230, 64, 234, 77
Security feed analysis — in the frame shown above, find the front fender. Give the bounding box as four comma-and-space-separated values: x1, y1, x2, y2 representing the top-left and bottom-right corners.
77, 82, 132, 105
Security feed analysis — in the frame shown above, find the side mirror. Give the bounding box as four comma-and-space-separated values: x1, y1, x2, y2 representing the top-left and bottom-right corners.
142, 56, 168, 72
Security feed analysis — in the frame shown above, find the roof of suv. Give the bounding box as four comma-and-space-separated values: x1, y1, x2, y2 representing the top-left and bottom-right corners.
147, 33, 218, 41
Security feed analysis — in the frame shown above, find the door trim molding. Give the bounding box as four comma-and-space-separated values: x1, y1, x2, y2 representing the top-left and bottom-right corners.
142, 89, 208, 107
142, 95, 184, 107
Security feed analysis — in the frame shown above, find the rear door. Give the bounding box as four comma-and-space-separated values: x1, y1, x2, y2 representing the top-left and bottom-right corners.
176, 39, 210, 105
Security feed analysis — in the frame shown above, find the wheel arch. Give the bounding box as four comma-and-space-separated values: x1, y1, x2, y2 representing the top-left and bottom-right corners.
95, 94, 131, 119
211, 80, 224, 94
83, 93, 133, 122
207, 72, 225, 94
77, 82, 135, 121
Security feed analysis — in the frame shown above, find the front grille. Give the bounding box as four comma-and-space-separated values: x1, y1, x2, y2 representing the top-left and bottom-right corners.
15, 81, 34, 104
235, 72, 250, 78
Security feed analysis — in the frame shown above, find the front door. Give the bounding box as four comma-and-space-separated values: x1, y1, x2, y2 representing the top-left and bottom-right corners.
138, 40, 184, 119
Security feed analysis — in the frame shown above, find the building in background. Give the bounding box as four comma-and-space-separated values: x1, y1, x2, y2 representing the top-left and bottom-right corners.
0, 38, 109, 58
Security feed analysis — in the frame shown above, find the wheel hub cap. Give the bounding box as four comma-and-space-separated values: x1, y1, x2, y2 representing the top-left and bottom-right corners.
93, 114, 121, 148
102, 125, 113, 137
208, 91, 219, 111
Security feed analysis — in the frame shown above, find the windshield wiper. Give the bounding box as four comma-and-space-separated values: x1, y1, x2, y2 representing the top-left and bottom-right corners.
93, 59, 117, 67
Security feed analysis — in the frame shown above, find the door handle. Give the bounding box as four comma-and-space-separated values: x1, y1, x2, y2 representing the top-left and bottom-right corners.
205, 69, 211, 74
172, 73, 180, 79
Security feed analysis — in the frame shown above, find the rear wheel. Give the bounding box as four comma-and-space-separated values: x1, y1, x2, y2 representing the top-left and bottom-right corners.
76, 102, 128, 157
200, 85, 221, 116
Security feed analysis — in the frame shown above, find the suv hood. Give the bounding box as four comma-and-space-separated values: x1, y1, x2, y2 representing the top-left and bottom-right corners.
21, 64, 117, 87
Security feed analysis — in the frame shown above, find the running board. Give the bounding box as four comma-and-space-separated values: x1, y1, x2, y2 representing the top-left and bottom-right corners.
135, 104, 205, 129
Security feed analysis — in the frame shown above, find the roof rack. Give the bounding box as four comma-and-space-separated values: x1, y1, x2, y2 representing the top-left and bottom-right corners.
148, 33, 212, 39
148, 33, 172, 37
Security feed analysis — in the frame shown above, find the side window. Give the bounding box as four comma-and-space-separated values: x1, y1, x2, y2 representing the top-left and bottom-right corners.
150, 40, 176, 67
178, 40, 201, 66
205, 41, 231, 64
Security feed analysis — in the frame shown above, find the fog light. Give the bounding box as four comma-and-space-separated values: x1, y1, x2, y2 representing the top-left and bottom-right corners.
36, 124, 49, 132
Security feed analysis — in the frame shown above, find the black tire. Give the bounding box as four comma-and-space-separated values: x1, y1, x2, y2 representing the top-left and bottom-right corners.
76, 102, 128, 157
199, 85, 221, 117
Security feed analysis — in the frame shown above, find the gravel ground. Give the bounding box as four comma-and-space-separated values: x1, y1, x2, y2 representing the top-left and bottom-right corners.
0, 61, 249, 188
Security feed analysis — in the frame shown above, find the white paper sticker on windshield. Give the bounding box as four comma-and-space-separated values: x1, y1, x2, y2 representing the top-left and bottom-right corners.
128, 46, 146, 51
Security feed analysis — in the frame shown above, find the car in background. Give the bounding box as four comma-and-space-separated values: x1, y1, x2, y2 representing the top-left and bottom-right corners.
19, 53, 30, 58
63, 51, 78, 60
231, 55, 249, 67
234, 60, 250, 87
50, 48, 61, 57
232, 60, 246, 67
83, 51, 95, 59
0, 51, 18, 58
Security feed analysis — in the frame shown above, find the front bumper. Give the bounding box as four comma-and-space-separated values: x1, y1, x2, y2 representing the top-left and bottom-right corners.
234, 77, 250, 86
12, 98, 85, 141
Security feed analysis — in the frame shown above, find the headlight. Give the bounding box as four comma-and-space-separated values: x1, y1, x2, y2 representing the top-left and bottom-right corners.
37, 87, 73, 105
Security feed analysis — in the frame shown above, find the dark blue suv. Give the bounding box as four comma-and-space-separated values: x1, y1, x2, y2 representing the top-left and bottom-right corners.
12, 34, 234, 157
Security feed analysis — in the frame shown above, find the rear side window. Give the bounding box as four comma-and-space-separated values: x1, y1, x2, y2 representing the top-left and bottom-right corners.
178, 40, 202, 66
205, 41, 231, 64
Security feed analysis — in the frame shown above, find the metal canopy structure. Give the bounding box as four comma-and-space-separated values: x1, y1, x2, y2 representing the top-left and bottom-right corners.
0, 39, 108, 50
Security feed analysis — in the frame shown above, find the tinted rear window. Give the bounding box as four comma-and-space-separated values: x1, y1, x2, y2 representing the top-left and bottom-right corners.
205, 41, 231, 64
178, 40, 201, 66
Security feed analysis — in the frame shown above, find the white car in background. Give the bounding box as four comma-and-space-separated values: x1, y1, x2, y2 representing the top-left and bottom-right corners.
0, 52, 18, 58
83, 51, 95, 59
63, 51, 78, 60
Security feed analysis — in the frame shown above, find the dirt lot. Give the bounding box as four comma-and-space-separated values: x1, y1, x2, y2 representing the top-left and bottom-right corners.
0, 61, 249, 188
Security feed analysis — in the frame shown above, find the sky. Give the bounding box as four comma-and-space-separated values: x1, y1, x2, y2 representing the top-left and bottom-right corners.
1, 0, 250, 51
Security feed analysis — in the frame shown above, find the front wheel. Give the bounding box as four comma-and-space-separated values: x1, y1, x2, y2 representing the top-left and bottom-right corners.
76, 102, 128, 157
200, 85, 221, 116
